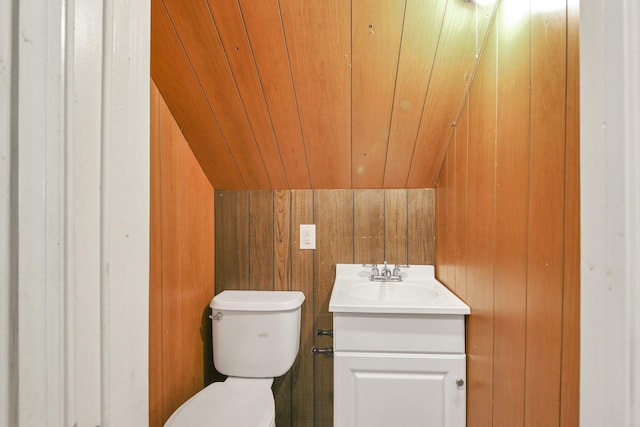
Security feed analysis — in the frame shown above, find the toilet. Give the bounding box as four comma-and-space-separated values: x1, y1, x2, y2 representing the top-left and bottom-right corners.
164, 290, 305, 427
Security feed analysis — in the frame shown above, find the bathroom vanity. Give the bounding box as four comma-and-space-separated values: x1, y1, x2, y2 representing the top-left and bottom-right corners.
329, 264, 470, 427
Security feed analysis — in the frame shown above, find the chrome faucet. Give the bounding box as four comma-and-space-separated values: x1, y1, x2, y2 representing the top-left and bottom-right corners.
368, 261, 402, 282
382, 261, 391, 279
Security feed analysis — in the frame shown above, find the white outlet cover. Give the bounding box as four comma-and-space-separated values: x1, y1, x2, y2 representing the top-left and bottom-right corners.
300, 224, 316, 250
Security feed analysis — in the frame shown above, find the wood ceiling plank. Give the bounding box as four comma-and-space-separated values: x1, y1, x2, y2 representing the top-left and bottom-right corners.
351, 0, 405, 188
162, 0, 271, 189
383, 0, 447, 188
151, 0, 244, 189
280, 0, 352, 188
407, 0, 498, 187
239, 0, 312, 189
206, 0, 289, 189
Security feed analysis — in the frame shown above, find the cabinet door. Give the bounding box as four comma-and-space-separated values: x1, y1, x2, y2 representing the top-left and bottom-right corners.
334, 352, 466, 427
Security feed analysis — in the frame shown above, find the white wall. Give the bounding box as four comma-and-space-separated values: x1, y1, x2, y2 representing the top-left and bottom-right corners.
581, 0, 640, 425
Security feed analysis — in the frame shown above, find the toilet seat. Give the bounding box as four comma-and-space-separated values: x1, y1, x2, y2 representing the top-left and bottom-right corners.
164, 378, 275, 427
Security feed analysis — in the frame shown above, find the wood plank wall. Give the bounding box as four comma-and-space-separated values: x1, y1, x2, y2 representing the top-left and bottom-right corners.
435, 1, 580, 426
214, 188, 435, 426
149, 82, 215, 426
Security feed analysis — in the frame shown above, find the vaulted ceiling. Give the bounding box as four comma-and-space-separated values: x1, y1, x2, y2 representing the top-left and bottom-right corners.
151, 0, 497, 189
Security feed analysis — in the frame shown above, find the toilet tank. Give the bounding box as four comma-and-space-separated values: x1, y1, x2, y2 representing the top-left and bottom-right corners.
210, 290, 305, 378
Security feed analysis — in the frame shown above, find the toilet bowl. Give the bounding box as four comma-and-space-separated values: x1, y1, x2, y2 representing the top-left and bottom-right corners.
164, 378, 275, 427
163, 290, 305, 427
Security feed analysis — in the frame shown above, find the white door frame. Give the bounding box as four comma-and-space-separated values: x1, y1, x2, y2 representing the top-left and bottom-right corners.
580, 0, 640, 425
1, 0, 149, 425
0, 0, 15, 424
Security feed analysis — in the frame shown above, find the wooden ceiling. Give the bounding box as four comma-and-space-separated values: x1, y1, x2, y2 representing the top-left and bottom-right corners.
151, 0, 498, 189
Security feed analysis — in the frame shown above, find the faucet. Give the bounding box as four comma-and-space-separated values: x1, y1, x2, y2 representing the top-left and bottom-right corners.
381, 261, 391, 279
368, 261, 402, 282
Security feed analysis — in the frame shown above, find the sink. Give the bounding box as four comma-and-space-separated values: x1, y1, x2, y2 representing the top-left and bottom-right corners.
341, 281, 439, 302
329, 264, 470, 315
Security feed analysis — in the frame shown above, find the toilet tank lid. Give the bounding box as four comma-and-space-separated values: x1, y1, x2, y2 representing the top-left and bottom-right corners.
211, 290, 305, 312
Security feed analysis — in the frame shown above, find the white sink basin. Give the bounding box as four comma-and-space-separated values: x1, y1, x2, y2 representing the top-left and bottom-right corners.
329, 264, 470, 315
341, 281, 439, 302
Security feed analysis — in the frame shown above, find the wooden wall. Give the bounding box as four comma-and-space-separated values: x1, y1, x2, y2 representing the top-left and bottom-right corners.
214, 188, 435, 426
149, 82, 215, 426
435, 1, 580, 426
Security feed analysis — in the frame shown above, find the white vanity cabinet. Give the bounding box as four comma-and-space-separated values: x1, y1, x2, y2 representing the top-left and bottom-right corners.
328, 264, 470, 427
332, 312, 467, 427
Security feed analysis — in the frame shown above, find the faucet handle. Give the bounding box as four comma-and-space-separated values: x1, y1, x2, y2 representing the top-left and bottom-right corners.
392, 264, 401, 277
371, 264, 379, 276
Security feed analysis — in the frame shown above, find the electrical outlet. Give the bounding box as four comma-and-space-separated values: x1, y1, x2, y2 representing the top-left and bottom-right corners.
300, 224, 316, 250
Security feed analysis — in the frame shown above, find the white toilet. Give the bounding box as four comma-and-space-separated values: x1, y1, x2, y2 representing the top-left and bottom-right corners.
164, 290, 305, 427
